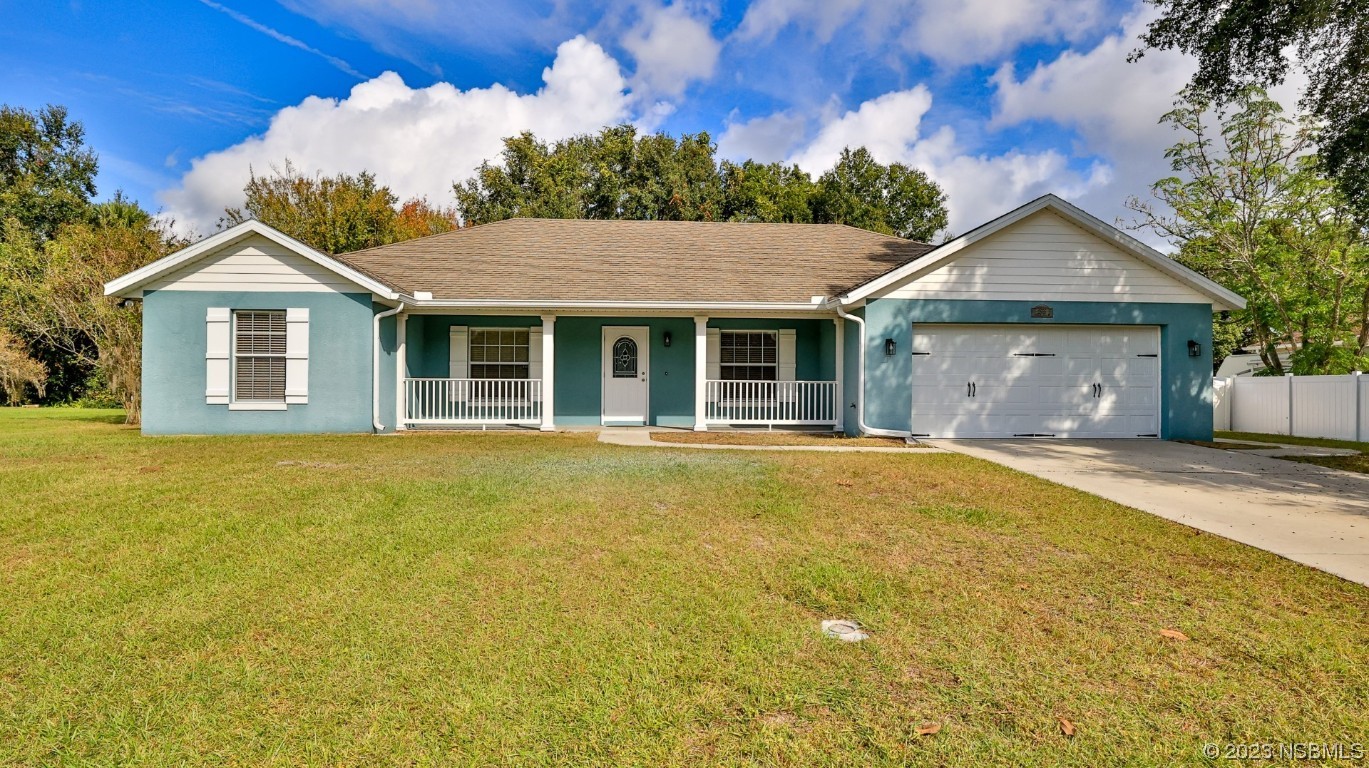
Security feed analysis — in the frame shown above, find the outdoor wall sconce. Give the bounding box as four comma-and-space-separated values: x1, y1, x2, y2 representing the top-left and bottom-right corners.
884, 338, 897, 357
1188, 340, 1201, 357
663, 331, 672, 347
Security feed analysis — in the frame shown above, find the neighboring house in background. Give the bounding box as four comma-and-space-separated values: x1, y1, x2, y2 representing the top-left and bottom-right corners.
105, 195, 1245, 440
1215, 352, 1269, 378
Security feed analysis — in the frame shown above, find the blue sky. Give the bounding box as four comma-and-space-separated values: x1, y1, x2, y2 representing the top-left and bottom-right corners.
3, 0, 1229, 238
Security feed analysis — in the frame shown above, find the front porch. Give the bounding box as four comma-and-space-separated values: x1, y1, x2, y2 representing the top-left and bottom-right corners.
391, 313, 844, 432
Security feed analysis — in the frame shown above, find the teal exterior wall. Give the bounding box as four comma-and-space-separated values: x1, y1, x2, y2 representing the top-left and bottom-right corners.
141, 290, 378, 435
857, 298, 1216, 440
141, 293, 1212, 439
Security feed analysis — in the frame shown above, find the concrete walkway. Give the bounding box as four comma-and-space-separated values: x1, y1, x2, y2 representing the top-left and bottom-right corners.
595, 428, 947, 453
931, 439, 1369, 587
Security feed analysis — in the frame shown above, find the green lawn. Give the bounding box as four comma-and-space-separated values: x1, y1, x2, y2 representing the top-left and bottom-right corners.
3, 409, 1366, 766
1216, 430, 1369, 474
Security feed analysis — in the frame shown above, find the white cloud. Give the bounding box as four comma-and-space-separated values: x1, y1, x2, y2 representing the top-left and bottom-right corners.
716, 111, 808, 163
621, 4, 722, 98
788, 88, 933, 172
159, 36, 630, 235
734, 0, 869, 44
990, 9, 1193, 151
735, 0, 1106, 66
987, 7, 1221, 241
779, 86, 1107, 235
906, 0, 1104, 67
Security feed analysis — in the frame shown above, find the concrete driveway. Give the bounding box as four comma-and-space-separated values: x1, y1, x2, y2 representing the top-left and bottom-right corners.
931, 439, 1369, 587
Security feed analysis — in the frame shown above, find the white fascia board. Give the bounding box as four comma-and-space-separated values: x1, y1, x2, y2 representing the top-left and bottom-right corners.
104, 219, 399, 300
398, 298, 834, 314
838, 194, 1247, 311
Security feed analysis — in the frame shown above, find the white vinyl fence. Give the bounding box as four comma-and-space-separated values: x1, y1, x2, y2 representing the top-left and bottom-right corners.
1213, 373, 1368, 441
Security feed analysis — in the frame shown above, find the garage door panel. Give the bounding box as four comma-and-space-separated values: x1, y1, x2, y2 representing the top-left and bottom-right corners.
910, 386, 969, 407
910, 324, 1160, 438
1037, 384, 1095, 407
974, 381, 1037, 404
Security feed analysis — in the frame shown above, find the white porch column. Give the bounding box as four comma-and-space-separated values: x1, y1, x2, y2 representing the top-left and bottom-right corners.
540, 314, 556, 431
395, 312, 407, 431
693, 316, 708, 431
834, 317, 844, 432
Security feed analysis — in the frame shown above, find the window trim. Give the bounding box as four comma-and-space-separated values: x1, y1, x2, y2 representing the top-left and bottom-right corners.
718, 329, 779, 382
231, 309, 288, 404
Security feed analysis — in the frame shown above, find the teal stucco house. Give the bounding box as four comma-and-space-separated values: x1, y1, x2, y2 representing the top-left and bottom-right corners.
105, 195, 1244, 439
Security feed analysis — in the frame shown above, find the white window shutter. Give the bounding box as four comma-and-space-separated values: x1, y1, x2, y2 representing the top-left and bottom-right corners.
449, 326, 469, 377
528, 326, 543, 378
285, 308, 309, 403
205, 307, 230, 404
778, 329, 797, 381
449, 326, 468, 402
706, 328, 721, 380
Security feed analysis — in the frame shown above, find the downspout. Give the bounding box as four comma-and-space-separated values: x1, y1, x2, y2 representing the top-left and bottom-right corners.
834, 302, 914, 440
373, 302, 405, 432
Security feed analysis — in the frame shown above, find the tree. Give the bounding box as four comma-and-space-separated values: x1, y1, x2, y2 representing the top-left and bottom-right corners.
224, 162, 402, 254
394, 197, 460, 241
719, 160, 815, 223
454, 126, 950, 241
0, 328, 46, 405
223, 163, 459, 254
0, 104, 98, 241
454, 126, 725, 224
1127, 88, 1369, 375
0, 197, 176, 422
1133, 0, 1369, 219
811, 148, 948, 241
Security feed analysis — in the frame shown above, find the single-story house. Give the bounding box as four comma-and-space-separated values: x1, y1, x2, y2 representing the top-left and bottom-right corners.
105, 194, 1244, 439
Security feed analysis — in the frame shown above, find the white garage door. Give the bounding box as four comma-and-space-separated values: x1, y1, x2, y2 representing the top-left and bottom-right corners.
909, 324, 1160, 438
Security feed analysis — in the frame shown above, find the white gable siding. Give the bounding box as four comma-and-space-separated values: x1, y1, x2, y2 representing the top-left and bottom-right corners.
147, 235, 366, 293
876, 211, 1211, 304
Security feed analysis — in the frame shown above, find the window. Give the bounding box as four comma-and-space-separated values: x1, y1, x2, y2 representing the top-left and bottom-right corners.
720, 331, 777, 381
233, 310, 286, 401
469, 328, 530, 379
611, 336, 638, 378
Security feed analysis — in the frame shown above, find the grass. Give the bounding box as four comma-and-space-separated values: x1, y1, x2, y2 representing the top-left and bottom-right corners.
2, 409, 1366, 766
1215, 430, 1369, 453
649, 431, 927, 448
1215, 431, 1369, 474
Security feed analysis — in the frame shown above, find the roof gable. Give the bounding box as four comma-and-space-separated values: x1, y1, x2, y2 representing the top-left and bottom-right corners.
840, 195, 1246, 311
105, 220, 398, 300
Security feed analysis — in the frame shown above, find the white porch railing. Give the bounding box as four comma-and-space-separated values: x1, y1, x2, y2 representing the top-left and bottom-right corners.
705, 380, 838, 426
404, 378, 542, 426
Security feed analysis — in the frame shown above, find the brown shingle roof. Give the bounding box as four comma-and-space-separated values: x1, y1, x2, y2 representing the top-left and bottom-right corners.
334, 218, 934, 304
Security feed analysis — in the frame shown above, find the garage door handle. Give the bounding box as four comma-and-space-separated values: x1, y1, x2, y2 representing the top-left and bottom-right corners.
972, 382, 977, 397
967, 382, 972, 398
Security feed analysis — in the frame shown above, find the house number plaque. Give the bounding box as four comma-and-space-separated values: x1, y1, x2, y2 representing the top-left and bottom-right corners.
1030, 304, 1054, 319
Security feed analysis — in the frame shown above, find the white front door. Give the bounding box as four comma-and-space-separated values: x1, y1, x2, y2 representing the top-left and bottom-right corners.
602, 326, 650, 424
909, 324, 1160, 438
